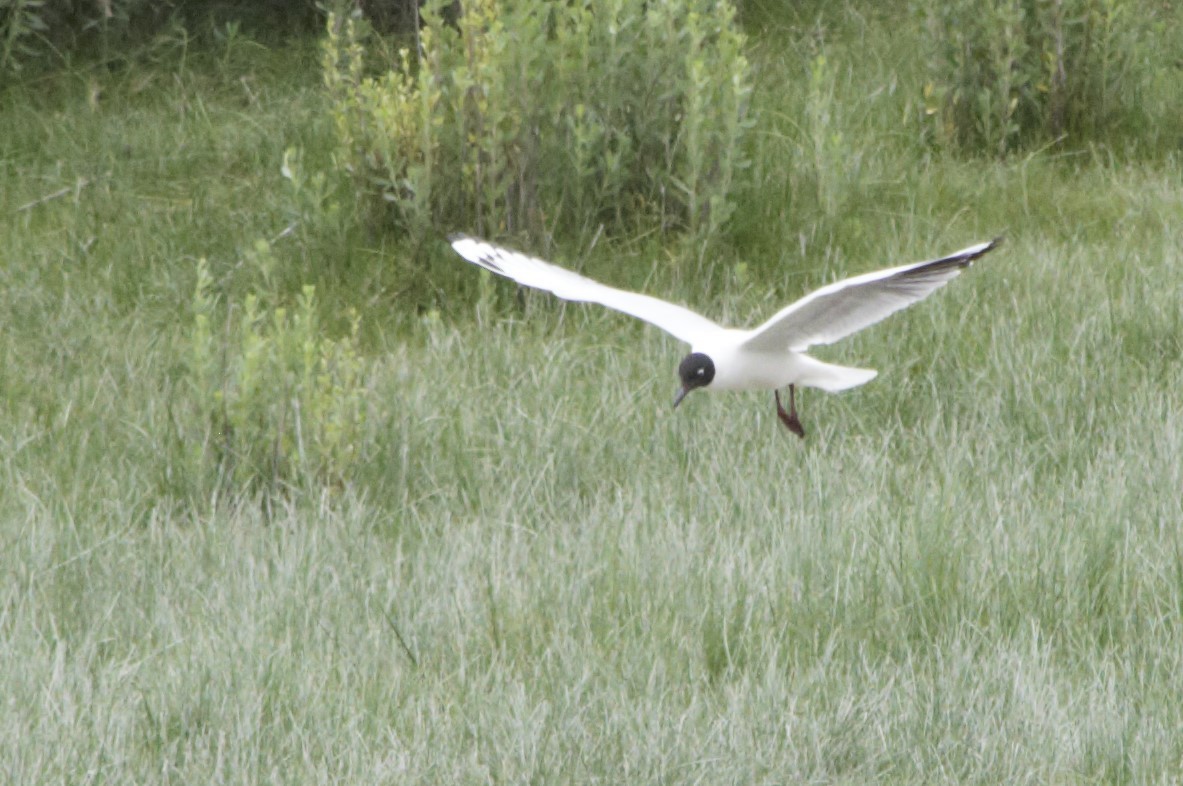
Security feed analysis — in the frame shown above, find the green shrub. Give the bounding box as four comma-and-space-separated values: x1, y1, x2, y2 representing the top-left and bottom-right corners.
799, 52, 863, 220
187, 258, 373, 497
916, 0, 1150, 155
321, 0, 753, 244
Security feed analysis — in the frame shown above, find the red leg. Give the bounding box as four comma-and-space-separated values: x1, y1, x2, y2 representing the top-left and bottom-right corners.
775, 385, 806, 439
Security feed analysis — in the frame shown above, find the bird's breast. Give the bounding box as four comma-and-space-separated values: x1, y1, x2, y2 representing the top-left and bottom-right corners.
697, 344, 807, 392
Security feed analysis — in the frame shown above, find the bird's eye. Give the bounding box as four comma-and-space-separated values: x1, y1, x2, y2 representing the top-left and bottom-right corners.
696, 368, 705, 377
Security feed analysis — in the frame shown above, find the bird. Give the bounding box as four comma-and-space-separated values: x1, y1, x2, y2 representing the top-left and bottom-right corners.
448, 234, 1001, 437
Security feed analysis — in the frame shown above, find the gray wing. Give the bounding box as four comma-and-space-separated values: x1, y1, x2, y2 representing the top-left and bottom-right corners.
449, 235, 723, 345
741, 238, 1002, 352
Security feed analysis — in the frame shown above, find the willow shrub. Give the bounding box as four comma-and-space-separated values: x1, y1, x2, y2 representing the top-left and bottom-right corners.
917, 0, 1155, 156
187, 258, 374, 498
321, 0, 752, 244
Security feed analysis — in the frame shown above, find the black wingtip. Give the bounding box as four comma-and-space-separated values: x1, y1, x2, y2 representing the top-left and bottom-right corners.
963, 235, 1005, 265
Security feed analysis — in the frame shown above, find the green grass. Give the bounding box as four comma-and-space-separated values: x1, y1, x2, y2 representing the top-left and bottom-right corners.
3, 8, 1183, 784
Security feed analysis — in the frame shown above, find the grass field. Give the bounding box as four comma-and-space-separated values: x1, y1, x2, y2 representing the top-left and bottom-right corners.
3, 6, 1183, 783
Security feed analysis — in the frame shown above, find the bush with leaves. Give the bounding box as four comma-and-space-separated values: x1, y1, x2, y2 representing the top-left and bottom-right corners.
321, 0, 752, 244
916, 0, 1152, 156
187, 258, 373, 497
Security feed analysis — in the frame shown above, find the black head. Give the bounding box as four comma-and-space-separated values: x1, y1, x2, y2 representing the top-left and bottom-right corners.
673, 352, 715, 409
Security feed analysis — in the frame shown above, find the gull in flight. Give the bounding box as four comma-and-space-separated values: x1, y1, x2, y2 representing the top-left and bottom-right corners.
449, 234, 1001, 437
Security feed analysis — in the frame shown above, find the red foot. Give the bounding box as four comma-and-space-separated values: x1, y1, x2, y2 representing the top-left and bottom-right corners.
775, 385, 806, 439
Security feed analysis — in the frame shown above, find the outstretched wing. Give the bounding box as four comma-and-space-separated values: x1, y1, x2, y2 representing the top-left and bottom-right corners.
449, 235, 723, 345
741, 238, 1002, 352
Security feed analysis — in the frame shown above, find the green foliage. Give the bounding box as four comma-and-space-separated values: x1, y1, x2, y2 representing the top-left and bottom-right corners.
279, 145, 349, 248
916, 0, 1156, 155
1, 0, 46, 73
799, 52, 863, 220
321, 0, 753, 243
188, 258, 373, 496
0, 0, 321, 73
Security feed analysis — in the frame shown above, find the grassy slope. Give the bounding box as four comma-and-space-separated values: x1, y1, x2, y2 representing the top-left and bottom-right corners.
2, 9, 1182, 784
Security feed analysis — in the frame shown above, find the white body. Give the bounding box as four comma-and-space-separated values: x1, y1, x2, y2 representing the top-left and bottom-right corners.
694, 330, 876, 392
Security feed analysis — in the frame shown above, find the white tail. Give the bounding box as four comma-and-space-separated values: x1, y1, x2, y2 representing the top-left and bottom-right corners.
796, 357, 878, 392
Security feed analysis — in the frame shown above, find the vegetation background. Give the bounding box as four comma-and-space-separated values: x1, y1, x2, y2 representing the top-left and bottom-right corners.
2, 0, 1181, 782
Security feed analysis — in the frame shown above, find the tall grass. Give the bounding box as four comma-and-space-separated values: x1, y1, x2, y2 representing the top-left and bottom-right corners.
2, 6, 1182, 783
